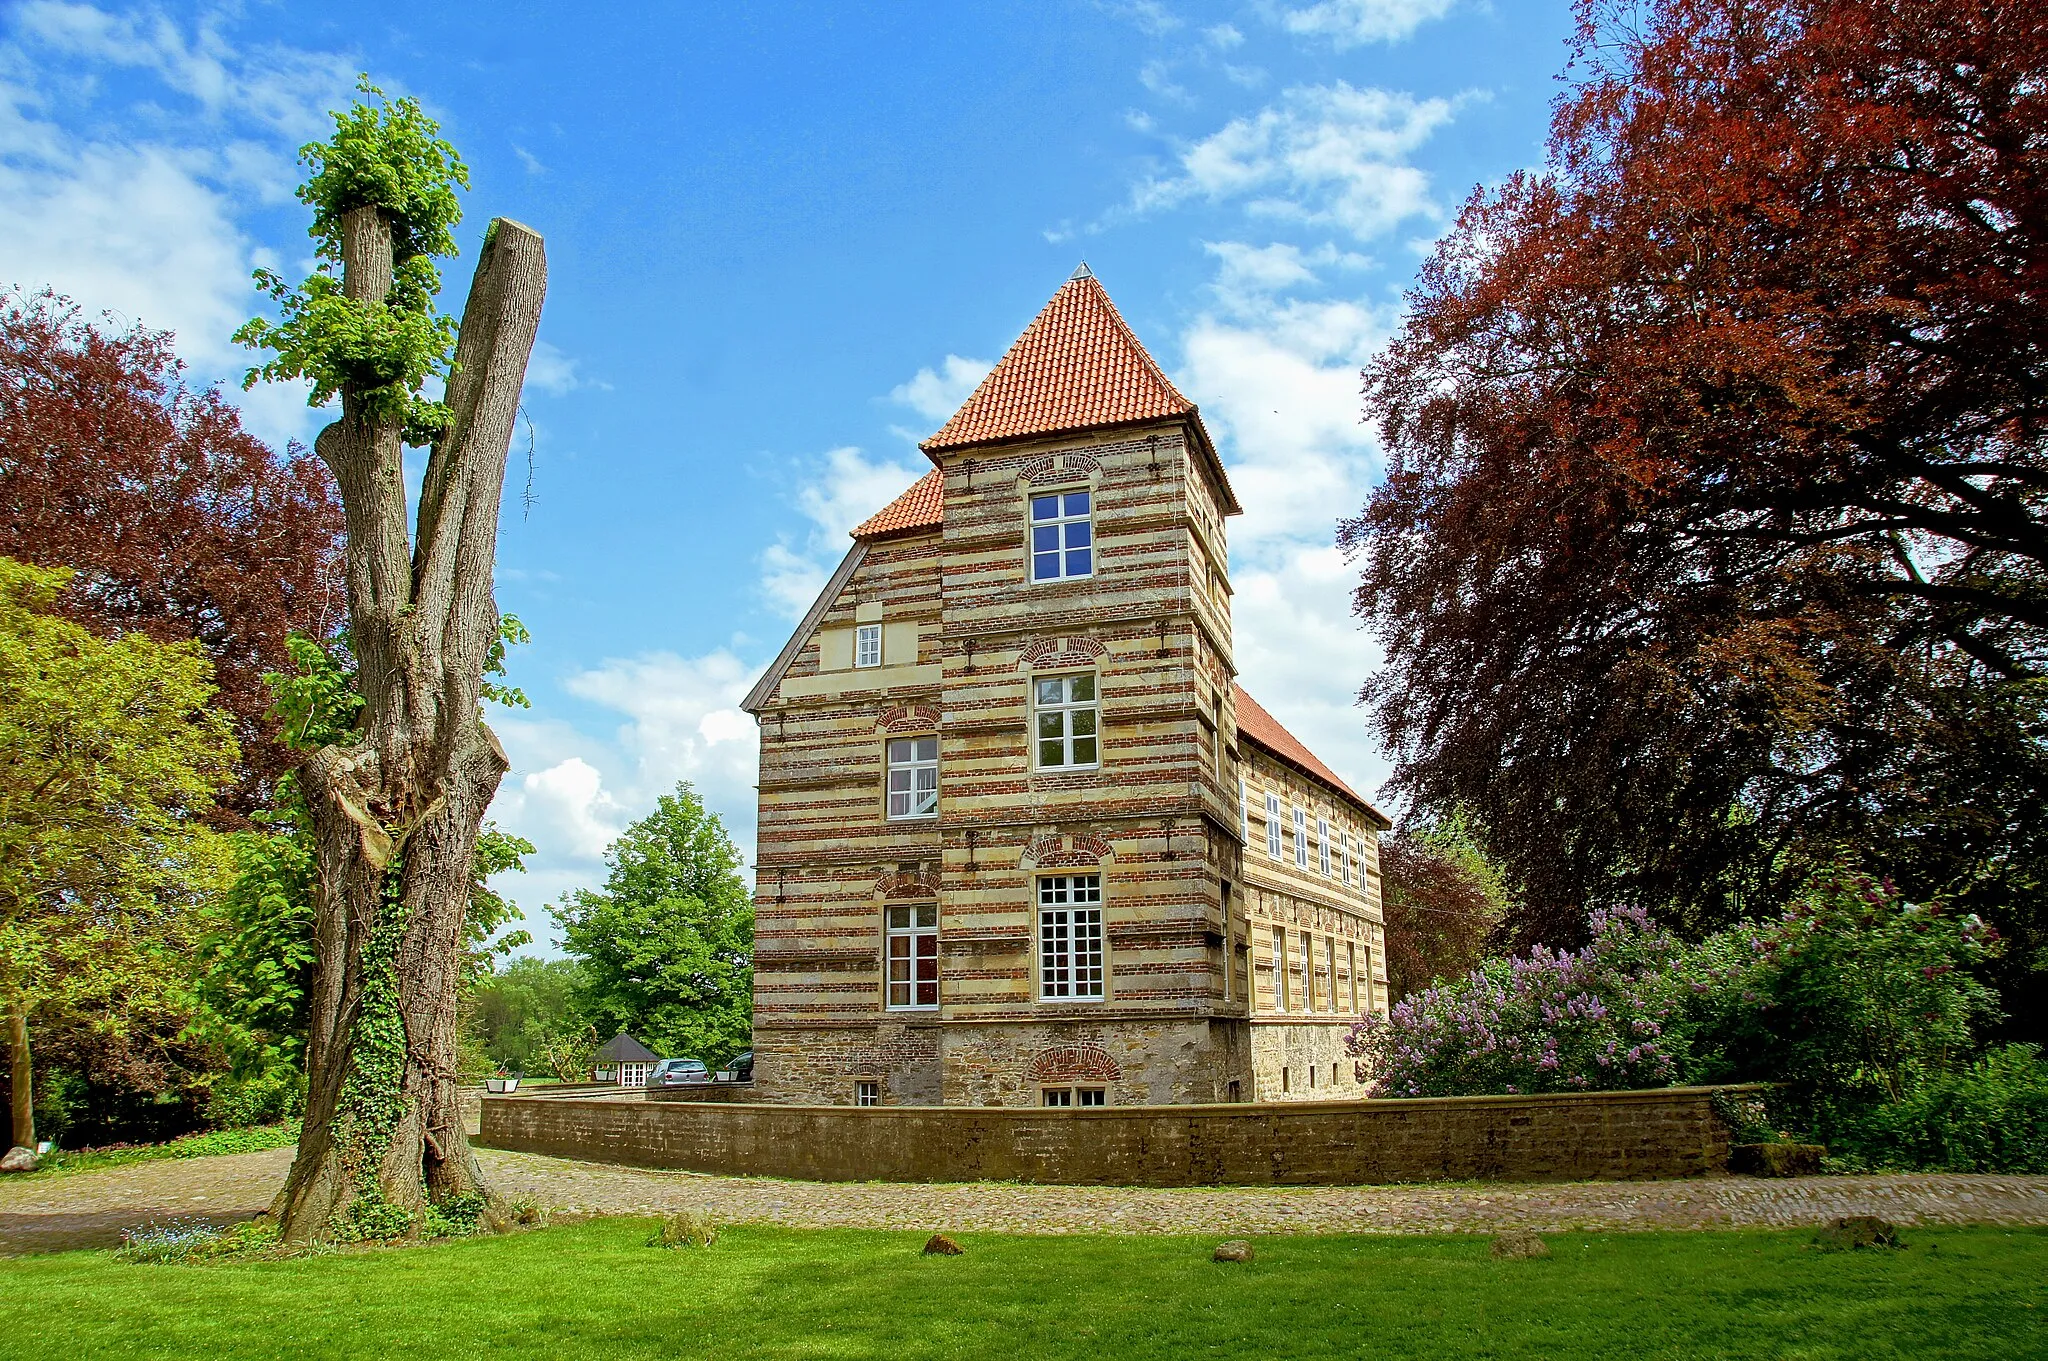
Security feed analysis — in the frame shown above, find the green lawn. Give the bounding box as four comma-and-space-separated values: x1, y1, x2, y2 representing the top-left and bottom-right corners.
1, 1221, 2042, 1360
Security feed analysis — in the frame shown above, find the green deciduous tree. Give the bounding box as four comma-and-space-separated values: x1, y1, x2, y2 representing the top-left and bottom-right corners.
550, 785, 754, 1069
0, 557, 236, 1150
463, 956, 584, 1076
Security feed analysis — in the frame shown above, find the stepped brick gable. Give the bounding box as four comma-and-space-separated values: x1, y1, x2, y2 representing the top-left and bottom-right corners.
742, 268, 1388, 1108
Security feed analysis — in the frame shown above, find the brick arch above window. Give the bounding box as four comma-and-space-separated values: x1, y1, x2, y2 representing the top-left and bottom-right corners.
1021, 832, 1116, 869
1018, 452, 1102, 485
876, 703, 941, 733
1027, 1043, 1122, 1083
872, 867, 941, 899
1017, 636, 1108, 671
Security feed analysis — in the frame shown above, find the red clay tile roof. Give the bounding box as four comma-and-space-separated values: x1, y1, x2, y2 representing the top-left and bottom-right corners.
922, 268, 1199, 453
850, 468, 945, 541
1234, 683, 1390, 827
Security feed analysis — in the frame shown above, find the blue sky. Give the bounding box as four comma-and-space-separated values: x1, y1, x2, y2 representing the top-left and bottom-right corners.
0, 0, 1574, 944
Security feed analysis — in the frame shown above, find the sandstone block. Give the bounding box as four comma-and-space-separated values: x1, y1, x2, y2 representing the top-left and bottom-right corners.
1212, 1239, 1255, 1263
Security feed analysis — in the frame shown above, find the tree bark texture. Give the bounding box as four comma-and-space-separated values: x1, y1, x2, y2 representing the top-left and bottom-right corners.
271, 209, 545, 1242
6, 1006, 30, 1150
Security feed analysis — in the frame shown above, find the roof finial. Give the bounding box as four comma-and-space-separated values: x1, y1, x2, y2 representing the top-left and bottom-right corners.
1069, 261, 1093, 281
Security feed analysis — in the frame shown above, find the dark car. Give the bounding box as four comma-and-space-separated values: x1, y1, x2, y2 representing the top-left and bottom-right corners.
650, 1058, 709, 1087
728, 1051, 754, 1082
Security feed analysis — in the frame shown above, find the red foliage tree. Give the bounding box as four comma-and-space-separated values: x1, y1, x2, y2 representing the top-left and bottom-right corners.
1379, 833, 1503, 1002
1345, 0, 2047, 1032
0, 290, 344, 811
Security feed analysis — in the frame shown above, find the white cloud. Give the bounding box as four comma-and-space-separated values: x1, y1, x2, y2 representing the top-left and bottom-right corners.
757, 444, 926, 620
888, 353, 992, 425
0, 6, 355, 447
1271, 0, 1459, 48
1132, 82, 1456, 241
512, 143, 545, 175
488, 648, 767, 942
1205, 23, 1246, 48
524, 338, 605, 396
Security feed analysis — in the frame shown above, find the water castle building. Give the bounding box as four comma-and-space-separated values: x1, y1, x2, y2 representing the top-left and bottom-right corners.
740, 267, 1390, 1107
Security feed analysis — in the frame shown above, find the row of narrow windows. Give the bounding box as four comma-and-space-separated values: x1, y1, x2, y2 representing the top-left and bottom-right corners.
882, 876, 1371, 1015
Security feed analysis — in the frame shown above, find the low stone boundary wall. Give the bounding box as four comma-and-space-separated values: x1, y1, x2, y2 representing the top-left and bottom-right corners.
479, 1086, 1744, 1186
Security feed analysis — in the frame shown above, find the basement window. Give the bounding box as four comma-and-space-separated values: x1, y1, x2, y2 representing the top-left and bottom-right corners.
855, 1081, 880, 1106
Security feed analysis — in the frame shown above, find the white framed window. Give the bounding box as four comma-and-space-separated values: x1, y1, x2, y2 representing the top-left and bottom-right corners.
1272, 925, 1289, 1011
1034, 673, 1099, 769
1039, 874, 1105, 1000
1302, 931, 1316, 1010
886, 737, 938, 820
885, 903, 939, 1010
1265, 792, 1282, 860
1029, 489, 1094, 581
1361, 944, 1375, 1011
1353, 835, 1367, 892
1337, 832, 1349, 886
1317, 818, 1332, 876
1041, 1087, 1107, 1107
1326, 937, 1338, 1014
1293, 806, 1308, 868
856, 1080, 880, 1106
854, 623, 882, 668
1347, 941, 1360, 1013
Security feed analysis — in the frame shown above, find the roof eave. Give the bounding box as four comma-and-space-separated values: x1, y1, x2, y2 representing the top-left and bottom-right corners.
921, 411, 1243, 516
1238, 731, 1394, 830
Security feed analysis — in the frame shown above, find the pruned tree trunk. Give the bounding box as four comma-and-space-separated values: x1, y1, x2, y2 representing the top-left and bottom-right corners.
6, 1005, 30, 1150
271, 210, 545, 1242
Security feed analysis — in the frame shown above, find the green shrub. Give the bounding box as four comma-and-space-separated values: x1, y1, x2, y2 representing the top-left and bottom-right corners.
206, 1068, 307, 1129
1824, 1045, 2048, 1173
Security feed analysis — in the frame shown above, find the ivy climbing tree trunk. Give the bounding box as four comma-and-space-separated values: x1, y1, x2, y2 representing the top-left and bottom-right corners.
6, 1005, 30, 1151
267, 208, 545, 1243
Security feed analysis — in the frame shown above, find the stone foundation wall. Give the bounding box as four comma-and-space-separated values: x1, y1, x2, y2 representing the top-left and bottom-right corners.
480, 1085, 1743, 1185
1249, 1022, 1364, 1101
754, 1021, 943, 1105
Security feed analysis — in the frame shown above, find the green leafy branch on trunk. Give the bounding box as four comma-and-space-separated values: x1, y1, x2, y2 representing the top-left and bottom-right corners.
232, 76, 469, 445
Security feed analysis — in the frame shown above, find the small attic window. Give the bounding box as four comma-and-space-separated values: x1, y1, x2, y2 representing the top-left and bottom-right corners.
855, 624, 882, 668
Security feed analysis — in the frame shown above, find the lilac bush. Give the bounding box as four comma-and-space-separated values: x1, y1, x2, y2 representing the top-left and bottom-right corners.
1348, 906, 1689, 1098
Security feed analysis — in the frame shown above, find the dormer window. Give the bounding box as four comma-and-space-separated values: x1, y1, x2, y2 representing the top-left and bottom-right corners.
1030, 490, 1093, 582
855, 623, 882, 668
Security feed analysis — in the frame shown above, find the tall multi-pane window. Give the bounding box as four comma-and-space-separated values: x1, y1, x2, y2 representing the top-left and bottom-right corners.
1347, 941, 1360, 1013
1035, 674, 1099, 768
854, 623, 882, 668
1326, 937, 1338, 1014
1038, 874, 1105, 1000
1302, 931, 1316, 1010
1293, 807, 1308, 868
886, 737, 938, 819
1338, 833, 1349, 886
1317, 818, 1332, 876
1265, 793, 1283, 860
1271, 925, 1289, 1010
1361, 945, 1374, 1011
1239, 776, 1250, 844
1030, 490, 1094, 581
885, 904, 938, 1010
1352, 835, 1366, 891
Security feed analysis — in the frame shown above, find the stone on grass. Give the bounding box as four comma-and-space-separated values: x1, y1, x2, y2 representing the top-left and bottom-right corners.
1731, 1143, 1826, 1177
0, 1146, 36, 1174
1490, 1231, 1551, 1260
1212, 1239, 1255, 1263
923, 1233, 964, 1256
1814, 1216, 1902, 1251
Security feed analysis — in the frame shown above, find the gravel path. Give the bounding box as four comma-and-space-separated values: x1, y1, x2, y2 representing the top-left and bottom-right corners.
3, 1145, 2044, 1255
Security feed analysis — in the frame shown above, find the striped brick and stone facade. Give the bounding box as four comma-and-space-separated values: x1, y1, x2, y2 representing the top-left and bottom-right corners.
741, 266, 1391, 1107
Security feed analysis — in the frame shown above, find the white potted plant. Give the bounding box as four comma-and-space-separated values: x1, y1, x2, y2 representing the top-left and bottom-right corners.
485, 1066, 522, 1095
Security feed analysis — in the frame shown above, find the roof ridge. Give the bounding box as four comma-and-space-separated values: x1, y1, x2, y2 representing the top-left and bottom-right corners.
1233, 682, 1390, 828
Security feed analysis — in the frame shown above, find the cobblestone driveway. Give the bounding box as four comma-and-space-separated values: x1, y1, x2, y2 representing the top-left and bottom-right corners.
3, 1146, 2043, 1254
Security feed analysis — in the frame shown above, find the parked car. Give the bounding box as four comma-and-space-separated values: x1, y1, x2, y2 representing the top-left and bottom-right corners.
650, 1058, 710, 1087
728, 1050, 754, 1082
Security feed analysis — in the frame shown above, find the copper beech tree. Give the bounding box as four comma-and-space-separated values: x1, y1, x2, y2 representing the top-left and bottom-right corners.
0, 291, 343, 811
237, 82, 545, 1241
1347, 0, 2047, 1024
